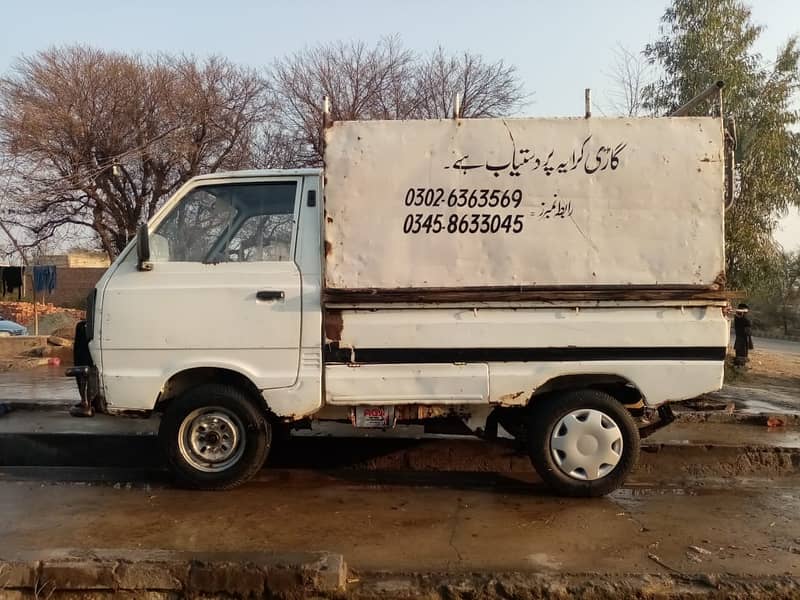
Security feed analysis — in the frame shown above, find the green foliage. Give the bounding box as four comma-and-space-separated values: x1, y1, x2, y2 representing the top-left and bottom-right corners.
749, 249, 800, 335
643, 0, 800, 291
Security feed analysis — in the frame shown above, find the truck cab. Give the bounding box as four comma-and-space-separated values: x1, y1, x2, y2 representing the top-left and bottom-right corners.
89, 170, 325, 421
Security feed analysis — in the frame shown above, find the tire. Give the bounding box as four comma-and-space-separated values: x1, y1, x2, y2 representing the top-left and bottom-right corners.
527, 389, 639, 497
159, 383, 271, 490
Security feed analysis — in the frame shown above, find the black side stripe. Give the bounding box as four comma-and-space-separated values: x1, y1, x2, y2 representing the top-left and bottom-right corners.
324, 346, 727, 364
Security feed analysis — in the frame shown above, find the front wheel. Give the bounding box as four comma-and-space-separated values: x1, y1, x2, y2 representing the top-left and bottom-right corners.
527, 389, 639, 497
159, 384, 271, 490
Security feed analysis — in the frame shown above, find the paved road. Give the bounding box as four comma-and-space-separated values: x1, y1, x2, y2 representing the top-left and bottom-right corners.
752, 336, 800, 356
0, 470, 798, 576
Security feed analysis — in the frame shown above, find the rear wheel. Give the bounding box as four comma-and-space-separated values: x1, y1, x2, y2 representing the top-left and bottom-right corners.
527, 389, 639, 497
159, 384, 271, 490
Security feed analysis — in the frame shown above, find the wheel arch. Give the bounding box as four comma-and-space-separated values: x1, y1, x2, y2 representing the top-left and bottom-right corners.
156, 367, 265, 414
529, 373, 644, 407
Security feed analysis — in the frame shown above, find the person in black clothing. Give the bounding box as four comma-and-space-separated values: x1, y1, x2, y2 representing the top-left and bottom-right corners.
68, 320, 95, 417
733, 303, 753, 367
1, 266, 24, 299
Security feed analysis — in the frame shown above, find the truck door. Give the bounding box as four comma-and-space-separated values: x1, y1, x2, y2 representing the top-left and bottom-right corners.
98, 178, 303, 410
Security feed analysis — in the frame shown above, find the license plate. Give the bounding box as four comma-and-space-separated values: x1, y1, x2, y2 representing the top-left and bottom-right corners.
351, 406, 396, 429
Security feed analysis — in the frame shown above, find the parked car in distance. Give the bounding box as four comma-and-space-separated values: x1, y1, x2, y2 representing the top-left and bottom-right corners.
0, 315, 28, 337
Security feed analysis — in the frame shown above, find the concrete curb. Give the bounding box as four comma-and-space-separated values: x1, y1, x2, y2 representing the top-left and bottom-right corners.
674, 411, 800, 426
3, 401, 76, 412
350, 571, 800, 600
0, 336, 49, 357
0, 549, 346, 598
637, 442, 800, 479
0, 431, 798, 480
2, 555, 799, 599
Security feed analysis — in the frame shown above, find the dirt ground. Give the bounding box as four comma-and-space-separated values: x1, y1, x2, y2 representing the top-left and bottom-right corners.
728, 347, 800, 389
1, 472, 798, 576
701, 346, 800, 416
0, 302, 80, 373
0, 346, 73, 374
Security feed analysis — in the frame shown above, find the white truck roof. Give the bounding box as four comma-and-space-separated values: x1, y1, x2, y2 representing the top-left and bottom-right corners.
192, 168, 322, 181
323, 117, 725, 297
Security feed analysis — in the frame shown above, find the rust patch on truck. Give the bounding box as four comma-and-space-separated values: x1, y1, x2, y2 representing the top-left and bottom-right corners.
324, 240, 333, 257
324, 310, 344, 342
499, 390, 529, 404
323, 285, 734, 304
711, 270, 727, 291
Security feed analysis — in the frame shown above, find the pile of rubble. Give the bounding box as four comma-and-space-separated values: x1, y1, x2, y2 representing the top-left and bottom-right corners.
0, 301, 84, 337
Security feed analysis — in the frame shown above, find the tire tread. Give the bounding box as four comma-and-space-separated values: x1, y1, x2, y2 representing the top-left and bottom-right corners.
527, 389, 640, 497
158, 383, 270, 490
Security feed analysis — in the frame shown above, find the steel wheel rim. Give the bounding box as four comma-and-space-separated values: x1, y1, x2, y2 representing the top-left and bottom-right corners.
550, 408, 623, 481
178, 407, 245, 473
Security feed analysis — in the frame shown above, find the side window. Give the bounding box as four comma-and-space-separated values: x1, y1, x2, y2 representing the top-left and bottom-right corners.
226, 213, 294, 262
152, 182, 298, 263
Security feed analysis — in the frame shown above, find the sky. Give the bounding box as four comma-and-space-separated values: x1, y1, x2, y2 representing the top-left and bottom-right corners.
0, 0, 798, 249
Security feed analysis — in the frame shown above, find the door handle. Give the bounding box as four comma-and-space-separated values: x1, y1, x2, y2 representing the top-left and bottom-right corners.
256, 290, 285, 301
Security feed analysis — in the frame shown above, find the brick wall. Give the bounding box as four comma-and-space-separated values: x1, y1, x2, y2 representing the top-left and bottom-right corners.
16, 267, 107, 308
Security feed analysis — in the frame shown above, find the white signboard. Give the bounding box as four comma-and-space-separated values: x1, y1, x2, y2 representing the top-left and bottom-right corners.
323, 117, 724, 290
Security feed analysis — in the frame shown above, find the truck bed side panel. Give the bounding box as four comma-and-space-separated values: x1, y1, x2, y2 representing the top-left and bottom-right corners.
323, 117, 724, 291
324, 306, 728, 407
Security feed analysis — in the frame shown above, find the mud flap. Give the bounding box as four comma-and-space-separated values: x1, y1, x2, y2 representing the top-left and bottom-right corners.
638, 404, 676, 439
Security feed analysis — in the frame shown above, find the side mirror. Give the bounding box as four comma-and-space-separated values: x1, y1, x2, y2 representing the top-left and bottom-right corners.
136, 224, 152, 271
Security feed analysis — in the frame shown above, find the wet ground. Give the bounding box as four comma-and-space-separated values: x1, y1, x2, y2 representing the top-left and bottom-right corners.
709, 384, 800, 415
0, 337, 797, 592
0, 470, 798, 577
0, 366, 78, 405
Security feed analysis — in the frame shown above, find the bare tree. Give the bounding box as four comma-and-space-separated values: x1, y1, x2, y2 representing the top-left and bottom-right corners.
0, 154, 23, 261
271, 37, 418, 166
270, 39, 528, 167
413, 46, 527, 119
605, 44, 652, 117
0, 46, 272, 258
2, 41, 528, 254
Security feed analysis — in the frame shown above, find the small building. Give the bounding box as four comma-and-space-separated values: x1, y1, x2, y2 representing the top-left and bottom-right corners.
37, 250, 110, 268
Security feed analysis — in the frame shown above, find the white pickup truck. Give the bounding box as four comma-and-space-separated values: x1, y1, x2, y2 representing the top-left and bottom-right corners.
68, 112, 732, 496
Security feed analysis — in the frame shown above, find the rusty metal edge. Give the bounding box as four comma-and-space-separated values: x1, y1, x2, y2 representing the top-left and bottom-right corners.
323, 285, 734, 304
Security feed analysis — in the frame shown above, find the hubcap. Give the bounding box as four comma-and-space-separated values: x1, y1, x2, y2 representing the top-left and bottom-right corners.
178, 407, 245, 473
550, 408, 623, 481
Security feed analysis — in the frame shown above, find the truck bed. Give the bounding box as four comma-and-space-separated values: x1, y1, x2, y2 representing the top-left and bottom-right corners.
323, 117, 725, 297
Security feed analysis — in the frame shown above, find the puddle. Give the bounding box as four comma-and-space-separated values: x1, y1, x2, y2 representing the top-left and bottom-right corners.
613, 485, 700, 498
